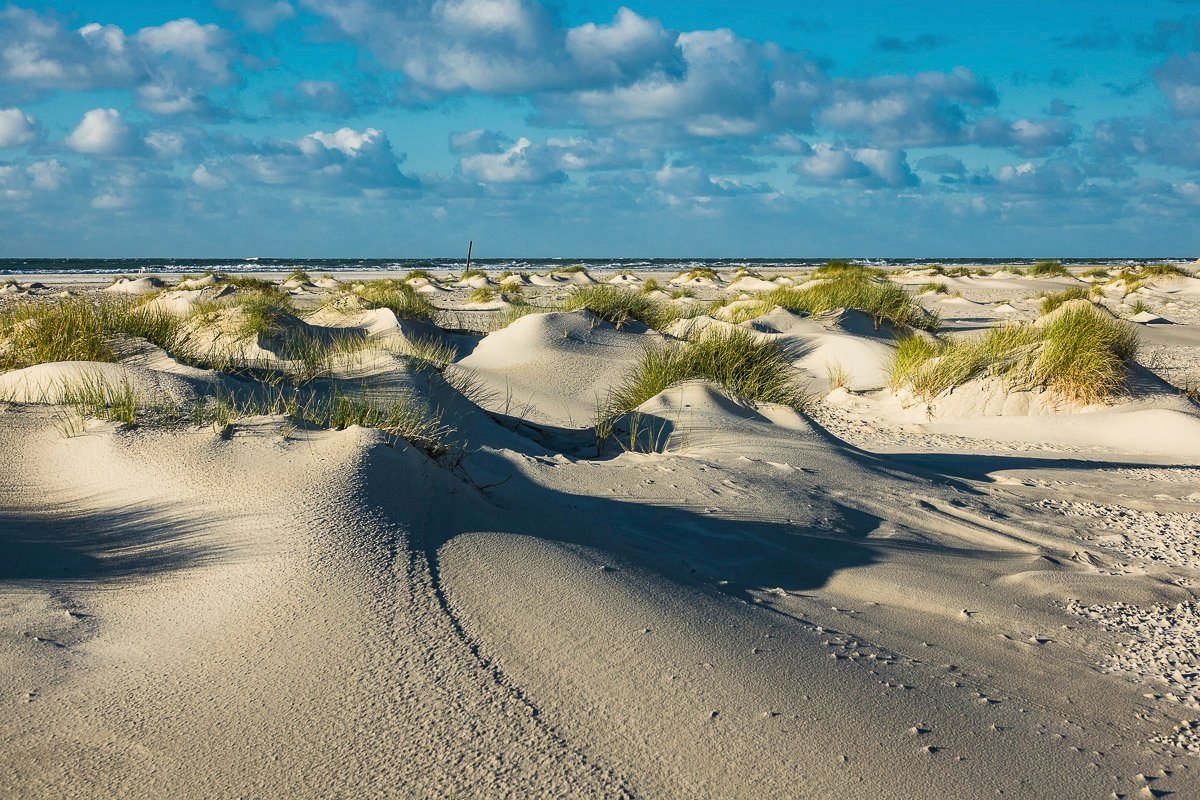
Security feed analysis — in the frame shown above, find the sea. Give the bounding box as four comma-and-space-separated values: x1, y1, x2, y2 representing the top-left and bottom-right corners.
0, 257, 1191, 276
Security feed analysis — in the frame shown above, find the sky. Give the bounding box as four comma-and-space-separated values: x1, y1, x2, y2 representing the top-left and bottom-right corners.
0, 1, 1198, 257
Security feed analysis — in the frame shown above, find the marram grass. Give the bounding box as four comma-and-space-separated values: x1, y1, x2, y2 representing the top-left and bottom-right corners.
761, 273, 940, 332
607, 327, 807, 415
0, 296, 182, 370
562, 284, 680, 331
890, 303, 1140, 406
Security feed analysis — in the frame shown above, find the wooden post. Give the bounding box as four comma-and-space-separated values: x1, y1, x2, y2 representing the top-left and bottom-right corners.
466, 240, 473, 274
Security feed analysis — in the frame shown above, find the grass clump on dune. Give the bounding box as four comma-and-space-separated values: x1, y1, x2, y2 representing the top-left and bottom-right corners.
468, 286, 498, 303
890, 303, 1140, 405
675, 267, 718, 281
563, 284, 678, 331
552, 264, 590, 275
1027, 260, 1070, 277
608, 328, 807, 415
352, 279, 436, 322
1039, 286, 1091, 315
285, 269, 312, 283
0, 296, 181, 370
920, 282, 949, 295
814, 260, 881, 278
763, 273, 940, 332
1139, 263, 1192, 278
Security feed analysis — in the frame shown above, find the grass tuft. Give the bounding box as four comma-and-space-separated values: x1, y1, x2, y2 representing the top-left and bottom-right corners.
1039, 287, 1089, 315
1027, 260, 1070, 277
352, 279, 436, 322
891, 303, 1140, 405
762, 273, 940, 332
607, 328, 807, 415
0, 296, 182, 370
563, 284, 678, 331
920, 282, 949, 295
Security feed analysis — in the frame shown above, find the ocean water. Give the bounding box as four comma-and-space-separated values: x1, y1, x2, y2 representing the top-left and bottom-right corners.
0, 256, 1190, 276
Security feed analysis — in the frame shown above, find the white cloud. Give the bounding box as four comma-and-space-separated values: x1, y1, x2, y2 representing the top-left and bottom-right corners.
794, 143, 918, 188
1155, 53, 1200, 118
27, 159, 67, 191
199, 126, 418, 194
0, 9, 240, 117
66, 108, 136, 155
0, 107, 38, 147
564, 7, 679, 82
191, 164, 227, 189
460, 137, 564, 184
300, 1, 679, 96
300, 127, 382, 156
215, 0, 295, 32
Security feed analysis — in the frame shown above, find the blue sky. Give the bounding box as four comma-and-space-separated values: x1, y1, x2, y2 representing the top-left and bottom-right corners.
0, 1, 1197, 257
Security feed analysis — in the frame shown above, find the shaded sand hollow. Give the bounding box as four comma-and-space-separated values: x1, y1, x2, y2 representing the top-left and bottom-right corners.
2, 265, 1200, 798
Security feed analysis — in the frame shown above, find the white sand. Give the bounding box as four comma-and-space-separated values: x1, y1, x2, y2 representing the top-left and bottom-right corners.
3, 265, 1200, 798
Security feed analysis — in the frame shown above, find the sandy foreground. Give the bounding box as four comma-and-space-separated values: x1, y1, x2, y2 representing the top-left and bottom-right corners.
2, 265, 1200, 798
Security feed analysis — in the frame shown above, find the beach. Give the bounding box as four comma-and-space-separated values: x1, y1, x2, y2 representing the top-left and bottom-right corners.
2, 262, 1200, 798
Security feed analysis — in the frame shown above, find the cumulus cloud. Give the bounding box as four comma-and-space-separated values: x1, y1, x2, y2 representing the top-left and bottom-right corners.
818, 67, 996, 147
0, 107, 38, 147
459, 137, 566, 184
545, 29, 825, 137
271, 80, 360, 116
448, 128, 510, 154
991, 159, 1085, 196
454, 131, 651, 184
0, 8, 240, 116
65, 108, 137, 155
793, 143, 918, 188
1155, 53, 1200, 117
215, 0, 296, 32
301, 0, 679, 97
1092, 115, 1200, 170
967, 116, 1075, 155
199, 126, 419, 194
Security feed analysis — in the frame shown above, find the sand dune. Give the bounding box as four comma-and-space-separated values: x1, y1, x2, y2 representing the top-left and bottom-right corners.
3, 264, 1200, 798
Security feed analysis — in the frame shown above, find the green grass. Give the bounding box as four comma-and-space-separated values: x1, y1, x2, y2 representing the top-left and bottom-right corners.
1039, 287, 1090, 315
1081, 267, 1110, 279
1027, 260, 1070, 277
562, 284, 678, 330
60, 373, 139, 426
1139, 264, 1192, 277
285, 269, 311, 283
890, 303, 1139, 405
920, 282, 949, 295
670, 287, 696, 299
607, 328, 807, 415
50, 375, 457, 458
406, 269, 435, 281
459, 268, 487, 280
640, 278, 663, 294
762, 273, 940, 332
1131, 299, 1150, 315
352, 279, 436, 322
0, 296, 182, 370
468, 286, 498, 303
675, 267, 718, 281
814, 260, 881, 278
552, 265, 590, 275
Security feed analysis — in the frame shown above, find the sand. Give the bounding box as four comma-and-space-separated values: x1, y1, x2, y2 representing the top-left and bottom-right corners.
2, 264, 1200, 798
